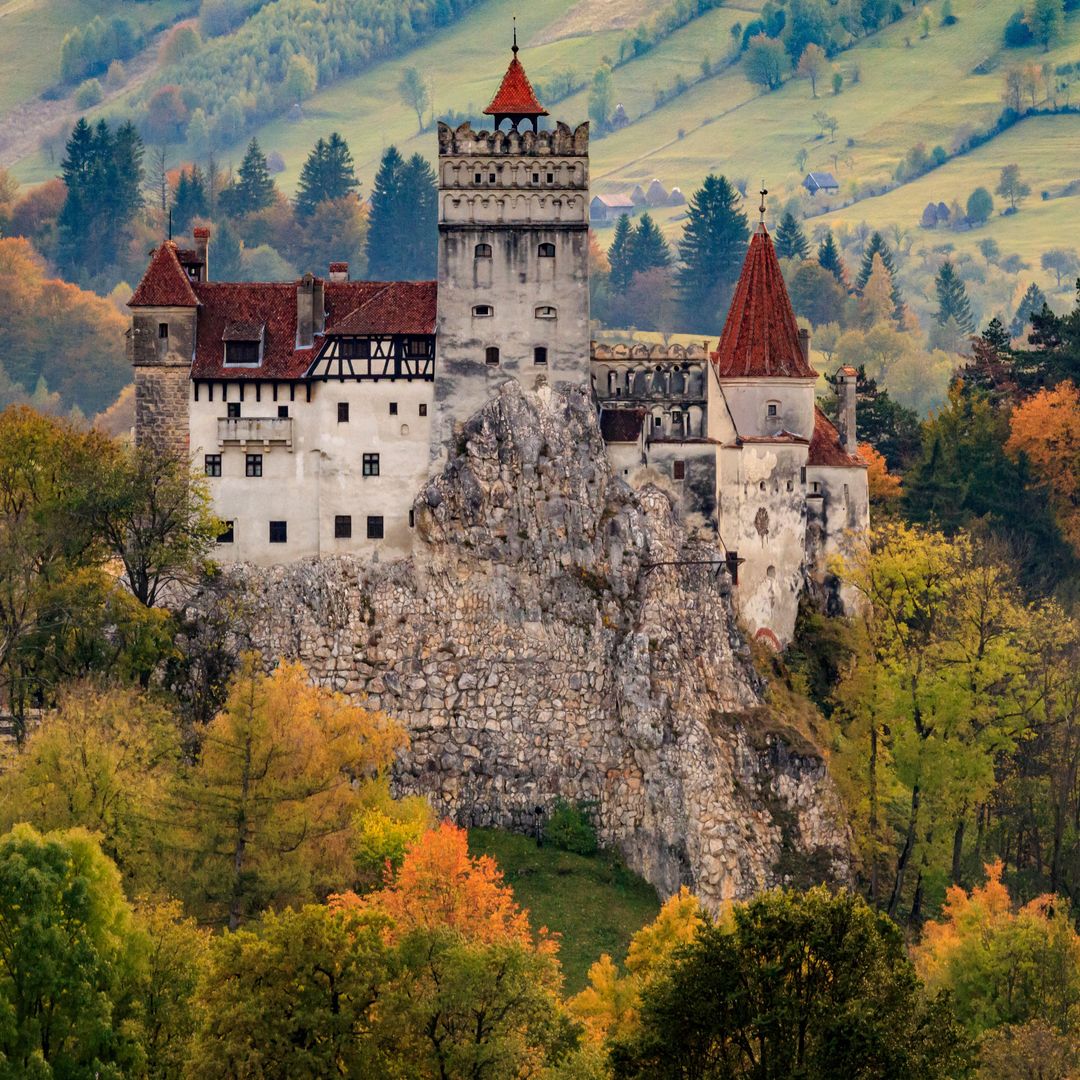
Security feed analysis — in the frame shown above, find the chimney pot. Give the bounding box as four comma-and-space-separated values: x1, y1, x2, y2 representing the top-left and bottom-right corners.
329, 261, 349, 282
798, 326, 811, 366
193, 227, 210, 281
297, 275, 315, 349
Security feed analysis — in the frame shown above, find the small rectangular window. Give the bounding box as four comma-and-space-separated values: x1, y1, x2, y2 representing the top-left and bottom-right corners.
474, 172, 482, 184
534, 346, 548, 365
227, 403, 241, 418
485, 347, 500, 366
338, 402, 349, 423
204, 454, 222, 477
409, 509, 415, 528
653, 416, 661, 428
673, 461, 686, 480
363, 453, 380, 477
419, 403, 428, 417
269, 520, 287, 543
389, 402, 398, 415
277, 405, 289, 418
334, 515, 352, 539
158, 322, 169, 339
367, 515, 384, 540
217, 521, 234, 544
245, 454, 263, 477
767, 403, 778, 417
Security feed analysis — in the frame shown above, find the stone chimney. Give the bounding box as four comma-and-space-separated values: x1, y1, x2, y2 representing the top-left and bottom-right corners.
193, 226, 210, 281
313, 278, 325, 335
297, 273, 315, 348
329, 261, 349, 282
798, 326, 811, 368
835, 366, 858, 454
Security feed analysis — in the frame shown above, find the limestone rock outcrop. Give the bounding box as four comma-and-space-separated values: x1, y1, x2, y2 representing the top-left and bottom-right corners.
217, 381, 849, 906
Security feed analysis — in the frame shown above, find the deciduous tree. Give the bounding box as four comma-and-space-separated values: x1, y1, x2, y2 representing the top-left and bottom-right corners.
397, 66, 430, 132
743, 33, 788, 90
996, 163, 1031, 212
796, 42, 828, 97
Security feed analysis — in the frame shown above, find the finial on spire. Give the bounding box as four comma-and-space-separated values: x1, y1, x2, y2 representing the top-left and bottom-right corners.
758, 180, 768, 224
512, 16, 518, 55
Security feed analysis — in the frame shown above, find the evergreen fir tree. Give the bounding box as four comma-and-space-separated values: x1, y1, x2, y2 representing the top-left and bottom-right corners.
295, 132, 359, 218
817, 230, 846, 284
57, 118, 97, 277
111, 120, 144, 225
934, 260, 976, 333
397, 153, 437, 280
214, 219, 243, 281
675, 173, 749, 332
365, 146, 405, 280
855, 232, 904, 321
1011, 282, 1048, 338
632, 213, 671, 275
608, 214, 636, 295
774, 211, 809, 259
172, 165, 208, 233
222, 138, 275, 217
982, 317, 1011, 353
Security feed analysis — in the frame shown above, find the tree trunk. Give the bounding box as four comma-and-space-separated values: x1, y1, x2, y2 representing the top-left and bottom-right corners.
888, 783, 920, 918
951, 817, 965, 885
869, 723, 880, 906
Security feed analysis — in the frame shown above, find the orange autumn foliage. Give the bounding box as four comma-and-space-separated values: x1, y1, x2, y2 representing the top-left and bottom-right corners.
1006, 381, 1080, 555
334, 821, 556, 955
860, 442, 902, 504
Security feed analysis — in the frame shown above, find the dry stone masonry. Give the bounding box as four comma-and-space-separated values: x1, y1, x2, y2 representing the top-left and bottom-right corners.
219, 382, 850, 906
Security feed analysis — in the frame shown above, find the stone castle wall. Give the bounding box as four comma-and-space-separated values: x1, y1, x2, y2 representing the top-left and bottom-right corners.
213, 382, 850, 906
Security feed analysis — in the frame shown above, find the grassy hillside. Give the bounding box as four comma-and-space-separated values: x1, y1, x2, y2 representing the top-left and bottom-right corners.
468, 827, 660, 994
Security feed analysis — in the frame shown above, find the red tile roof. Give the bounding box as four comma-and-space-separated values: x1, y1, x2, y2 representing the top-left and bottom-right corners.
808, 407, 866, 467
484, 52, 548, 117
128, 242, 199, 308
711, 224, 817, 380
188, 280, 437, 380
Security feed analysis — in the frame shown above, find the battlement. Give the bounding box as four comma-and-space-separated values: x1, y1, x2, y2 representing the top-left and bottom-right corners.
438, 120, 588, 159
591, 342, 712, 362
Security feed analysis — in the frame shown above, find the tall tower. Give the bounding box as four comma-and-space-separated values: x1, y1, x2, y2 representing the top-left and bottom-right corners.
433, 35, 590, 458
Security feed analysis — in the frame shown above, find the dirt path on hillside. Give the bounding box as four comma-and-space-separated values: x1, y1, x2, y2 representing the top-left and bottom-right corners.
0, 26, 170, 172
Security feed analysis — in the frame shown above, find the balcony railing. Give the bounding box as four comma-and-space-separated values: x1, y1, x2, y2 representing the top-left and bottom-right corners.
217, 416, 293, 449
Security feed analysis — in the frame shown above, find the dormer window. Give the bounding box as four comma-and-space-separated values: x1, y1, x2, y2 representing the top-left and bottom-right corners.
538, 243, 555, 258
223, 321, 264, 367
535, 305, 557, 318
472, 304, 493, 317
475, 243, 492, 258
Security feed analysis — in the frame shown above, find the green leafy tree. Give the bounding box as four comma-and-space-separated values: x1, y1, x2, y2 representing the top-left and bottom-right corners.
610, 887, 969, 1078
221, 138, 275, 217
996, 163, 1031, 211
817, 229, 847, 284
934, 260, 976, 334
788, 262, 846, 326
588, 66, 614, 132
966, 186, 994, 225
397, 66, 430, 132
1027, 281, 1080, 385
1024, 0, 1065, 50
743, 33, 788, 90
284, 54, 317, 103
630, 213, 670, 275
294, 132, 359, 218
1041, 248, 1080, 289
675, 174, 749, 332
608, 213, 636, 296
774, 210, 810, 259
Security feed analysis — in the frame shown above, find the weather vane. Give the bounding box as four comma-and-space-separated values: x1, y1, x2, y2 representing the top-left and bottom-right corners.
759, 180, 768, 223
512, 16, 518, 55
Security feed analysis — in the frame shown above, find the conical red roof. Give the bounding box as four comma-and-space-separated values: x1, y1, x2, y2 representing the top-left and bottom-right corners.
711, 223, 816, 379
129, 241, 199, 308
484, 50, 548, 117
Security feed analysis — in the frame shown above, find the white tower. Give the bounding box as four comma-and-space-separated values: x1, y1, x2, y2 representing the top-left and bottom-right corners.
433, 35, 590, 458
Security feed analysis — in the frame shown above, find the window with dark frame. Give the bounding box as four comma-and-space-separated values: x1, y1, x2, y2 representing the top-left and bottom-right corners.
225, 340, 260, 365
538, 242, 555, 258
339, 338, 371, 360
217, 521, 234, 544
404, 338, 428, 358
767, 403, 778, 417
673, 461, 686, 480
362, 453, 380, 477
535, 306, 557, 318
338, 402, 349, 423
367, 516, 384, 540
245, 454, 262, 477
334, 515, 352, 539
204, 454, 221, 477
485, 347, 500, 366
389, 402, 398, 415
534, 346, 548, 365
475, 243, 492, 257
409, 509, 415, 528
472, 304, 493, 317
277, 405, 289, 418
269, 520, 287, 543
419, 404, 428, 417
227, 402, 241, 418
158, 323, 168, 339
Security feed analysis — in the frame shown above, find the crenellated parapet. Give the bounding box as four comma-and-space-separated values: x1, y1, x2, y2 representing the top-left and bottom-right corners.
438, 120, 589, 159
592, 341, 712, 362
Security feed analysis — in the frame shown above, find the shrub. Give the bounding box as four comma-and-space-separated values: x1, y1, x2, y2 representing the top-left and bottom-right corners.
1003, 8, 1035, 47
74, 78, 104, 109
545, 800, 599, 855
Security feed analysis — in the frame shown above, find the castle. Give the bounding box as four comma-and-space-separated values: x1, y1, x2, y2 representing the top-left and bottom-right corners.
129, 43, 867, 647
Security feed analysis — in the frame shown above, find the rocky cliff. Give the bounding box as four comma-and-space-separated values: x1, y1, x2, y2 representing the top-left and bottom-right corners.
217, 381, 849, 906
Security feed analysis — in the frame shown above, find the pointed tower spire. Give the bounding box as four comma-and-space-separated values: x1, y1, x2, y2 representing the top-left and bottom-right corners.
711, 214, 817, 379
483, 25, 548, 131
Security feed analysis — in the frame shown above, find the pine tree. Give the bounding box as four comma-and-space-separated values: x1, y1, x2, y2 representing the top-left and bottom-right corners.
214, 219, 243, 281
982, 317, 1011, 352
608, 214, 635, 295
398, 153, 437, 280
172, 165, 208, 233
365, 146, 405, 280
935, 260, 976, 333
774, 211, 809, 260
632, 213, 671, 275
57, 118, 97, 277
675, 173, 749, 332
222, 138, 275, 217
295, 132, 359, 218
856, 232, 904, 321
1011, 282, 1048, 337
817, 230, 846, 284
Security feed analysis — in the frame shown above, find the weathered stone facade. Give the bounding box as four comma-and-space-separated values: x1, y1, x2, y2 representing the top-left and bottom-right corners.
132, 308, 195, 456
217, 382, 850, 906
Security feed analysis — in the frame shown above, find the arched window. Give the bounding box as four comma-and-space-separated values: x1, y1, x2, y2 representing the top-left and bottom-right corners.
534, 346, 548, 365
474, 243, 492, 258
534, 305, 557, 319
485, 347, 500, 366
472, 304, 493, 317
538, 242, 555, 258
